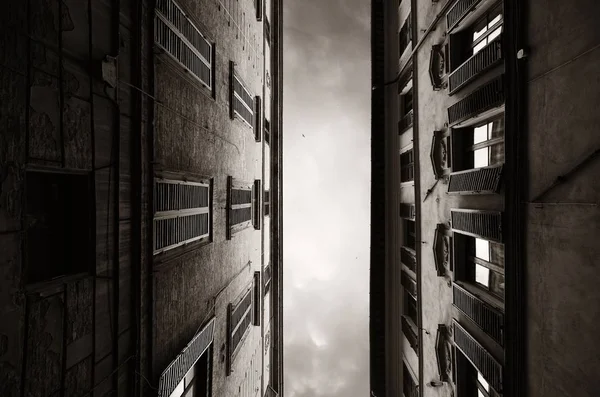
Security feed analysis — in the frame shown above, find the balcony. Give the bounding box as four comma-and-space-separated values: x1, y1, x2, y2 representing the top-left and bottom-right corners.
453, 320, 503, 393
401, 246, 417, 273
449, 38, 503, 94
448, 164, 503, 194
453, 283, 504, 344
447, 0, 481, 30
402, 316, 419, 354
451, 209, 502, 242
398, 110, 414, 134
447, 75, 504, 126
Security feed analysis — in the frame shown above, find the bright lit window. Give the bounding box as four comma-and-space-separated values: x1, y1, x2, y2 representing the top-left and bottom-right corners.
475, 264, 490, 287
471, 6, 503, 55
475, 238, 490, 261
469, 117, 505, 169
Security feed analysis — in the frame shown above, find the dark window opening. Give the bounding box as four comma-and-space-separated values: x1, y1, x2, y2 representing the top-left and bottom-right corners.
404, 219, 416, 250
26, 171, 91, 284
400, 150, 415, 182
398, 14, 412, 56
455, 350, 501, 397
181, 345, 213, 397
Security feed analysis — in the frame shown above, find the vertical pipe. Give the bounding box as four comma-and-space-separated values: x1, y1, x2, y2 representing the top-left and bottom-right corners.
58, 0, 66, 167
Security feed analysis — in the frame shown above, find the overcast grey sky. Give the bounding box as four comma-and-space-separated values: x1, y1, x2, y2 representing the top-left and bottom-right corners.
283, 1, 371, 396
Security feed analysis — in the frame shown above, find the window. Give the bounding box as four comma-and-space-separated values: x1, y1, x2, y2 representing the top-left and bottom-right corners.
402, 90, 413, 115
398, 14, 412, 56
264, 118, 271, 145
227, 177, 253, 239
452, 116, 504, 171
155, 0, 213, 89
153, 178, 211, 254
471, 117, 504, 168
255, 0, 263, 20
455, 344, 501, 397
253, 272, 261, 326
455, 233, 505, 299
26, 171, 91, 284
253, 180, 262, 230
399, 85, 414, 133
400, 150, 415, 182
263, 262, 272, 296
404, 219, 416, 250
227, 288, 253, 373
230, 62, 255, 127
470, 5, 503, 55
254, 96, 262, 141
169, 347, 213, 397
264, 190, 271, 217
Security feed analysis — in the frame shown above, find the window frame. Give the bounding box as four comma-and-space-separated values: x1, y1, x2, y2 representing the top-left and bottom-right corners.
452, 115, 505, 172
403, 219, 416, 250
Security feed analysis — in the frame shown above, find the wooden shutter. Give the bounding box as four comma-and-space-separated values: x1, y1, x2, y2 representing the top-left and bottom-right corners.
448, 75, 504, 126
453, 283, 504, 344
448, 164, 503, 194
451, 209, 502, 242
453, 320, 503, 393
154, 178, 210, 254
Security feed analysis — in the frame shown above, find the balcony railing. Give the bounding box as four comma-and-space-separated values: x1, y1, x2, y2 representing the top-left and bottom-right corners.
402, 316, 419, 354
401, 246, 417, 273
400, 203, 416, 220
398, 110, 414, 134
453, 320, 503, 393
448, 164, 503, 194
453, 283, 504, 344
447, 0, 481, 30
451, 209, 502, 242
447, 75, 504, 126
449, 38, 503, 94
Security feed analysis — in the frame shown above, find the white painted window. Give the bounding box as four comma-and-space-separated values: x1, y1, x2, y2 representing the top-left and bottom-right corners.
153, 178, 211, 255
155, 0, 213, 89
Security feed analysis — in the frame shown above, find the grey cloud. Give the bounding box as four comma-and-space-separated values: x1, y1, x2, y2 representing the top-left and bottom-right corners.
284, 0, 370, 396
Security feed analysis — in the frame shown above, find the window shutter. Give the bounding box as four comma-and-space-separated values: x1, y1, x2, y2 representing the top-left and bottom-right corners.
253, 180, 262, 230
451, 209, 502, 242
446, 0, 480, 31
448, 164, 503, 194
153, 178, 211, 254
256, 0, 263, 21
253, 272, 261, 326
227, 177, 253, 239
231, 64, 254, 126
255, 96, 262, 142
227, 288, 253, 373
449, 38, 503, 94
453, 283, 504, 345
453, 320, 503, 393
155, 0, 213, 89
447, 75, 504, 126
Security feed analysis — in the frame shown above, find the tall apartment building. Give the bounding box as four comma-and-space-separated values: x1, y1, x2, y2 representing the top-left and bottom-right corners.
0, 0, 283, 396
371, 1, 600, 397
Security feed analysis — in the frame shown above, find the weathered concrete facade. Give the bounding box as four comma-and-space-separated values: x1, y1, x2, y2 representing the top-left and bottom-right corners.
0, 0, 283, 396
371, 0, 600, 396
